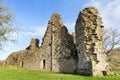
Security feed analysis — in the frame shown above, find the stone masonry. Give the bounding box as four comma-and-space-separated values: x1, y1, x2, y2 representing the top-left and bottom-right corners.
4, 7, 112, 76
75, 7, 112, 76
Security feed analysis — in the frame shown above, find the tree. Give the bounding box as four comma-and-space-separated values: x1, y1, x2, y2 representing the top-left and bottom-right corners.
103, 27, 120, 55
0, 0, 16, 50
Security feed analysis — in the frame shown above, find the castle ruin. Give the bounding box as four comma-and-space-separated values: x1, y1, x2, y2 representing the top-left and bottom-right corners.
4, 7, 112, 76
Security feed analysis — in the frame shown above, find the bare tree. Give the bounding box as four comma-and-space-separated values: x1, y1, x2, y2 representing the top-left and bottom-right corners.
103, 27, 120, 55
0, 0, 17, 50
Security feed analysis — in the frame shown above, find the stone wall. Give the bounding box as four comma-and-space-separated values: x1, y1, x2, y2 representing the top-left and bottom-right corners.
41, 13, 76, 73
75, 7, 112, 76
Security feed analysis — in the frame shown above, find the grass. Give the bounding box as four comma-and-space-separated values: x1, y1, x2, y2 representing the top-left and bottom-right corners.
0, 66, 120, 80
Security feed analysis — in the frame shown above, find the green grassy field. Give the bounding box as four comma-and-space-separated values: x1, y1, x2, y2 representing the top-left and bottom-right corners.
0, 66, 120, 80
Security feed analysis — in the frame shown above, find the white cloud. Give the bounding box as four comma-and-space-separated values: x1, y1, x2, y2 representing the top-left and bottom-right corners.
25, 24, 47, 37
85, 0, 120, 28
26, 22, 75, 37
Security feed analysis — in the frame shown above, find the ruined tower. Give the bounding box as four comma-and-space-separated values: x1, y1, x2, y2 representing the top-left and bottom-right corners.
40, 13, 76, 73
26, 38, 39, 50
75, 7, 112, 76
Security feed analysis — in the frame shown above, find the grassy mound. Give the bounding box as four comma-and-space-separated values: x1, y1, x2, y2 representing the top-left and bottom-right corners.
0, 66, 120, 80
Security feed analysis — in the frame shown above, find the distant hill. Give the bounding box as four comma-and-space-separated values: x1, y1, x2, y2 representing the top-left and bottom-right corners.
108, 48, 120, 71
0, 60, 4, 67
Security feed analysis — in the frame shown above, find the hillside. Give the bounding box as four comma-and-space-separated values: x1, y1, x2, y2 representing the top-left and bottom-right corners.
108, 48, 120, 71
0, 60, 3, 67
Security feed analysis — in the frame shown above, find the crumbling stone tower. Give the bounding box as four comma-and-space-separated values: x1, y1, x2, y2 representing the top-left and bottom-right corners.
75, 7, 112, 76
39, 13, 76, 73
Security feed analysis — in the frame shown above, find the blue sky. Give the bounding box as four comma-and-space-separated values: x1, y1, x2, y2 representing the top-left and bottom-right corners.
0, 0, 120, 60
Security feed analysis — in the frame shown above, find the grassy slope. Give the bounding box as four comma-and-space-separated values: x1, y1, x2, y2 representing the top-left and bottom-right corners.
108, 48, 120, 70
0, 66, 120, 80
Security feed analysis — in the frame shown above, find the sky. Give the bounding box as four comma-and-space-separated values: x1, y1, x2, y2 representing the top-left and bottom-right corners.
0, 0, 120, 60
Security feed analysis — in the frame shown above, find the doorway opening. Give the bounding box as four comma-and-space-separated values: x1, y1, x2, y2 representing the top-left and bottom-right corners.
102, 71, 107, 76
20, 61, 24, 67
43, 60, 46, 69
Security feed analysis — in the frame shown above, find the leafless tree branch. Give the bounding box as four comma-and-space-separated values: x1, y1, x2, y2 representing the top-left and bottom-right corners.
103, 27, 120, 55
0, 0, 17, 50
